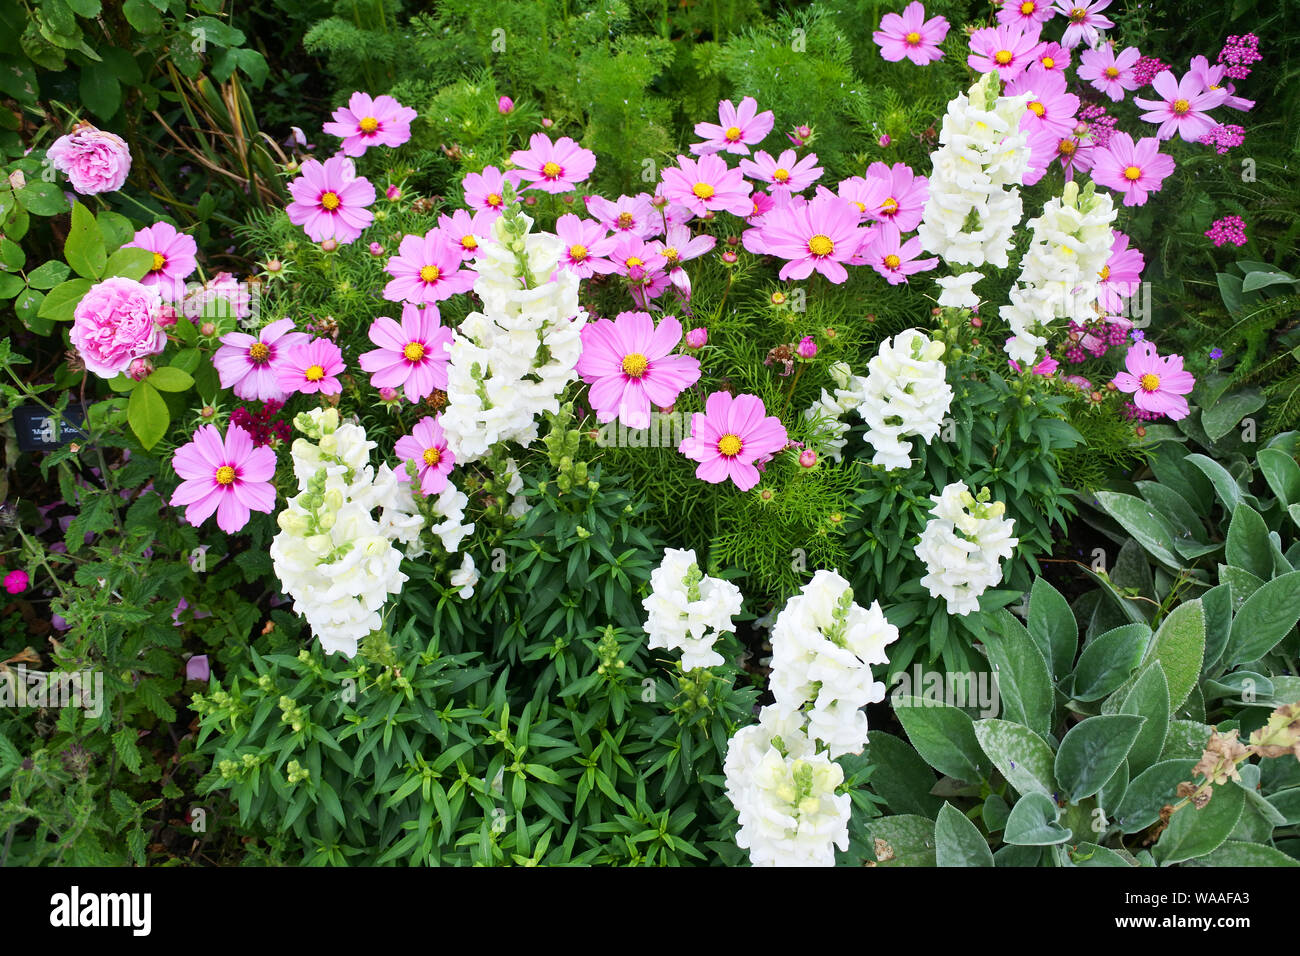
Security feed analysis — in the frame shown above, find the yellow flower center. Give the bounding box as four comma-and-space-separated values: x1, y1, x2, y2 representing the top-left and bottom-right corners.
420, 264, 441, 282
807, 234, 834, 256
1059, 138, 1077, 155
621, 353, 649, 378
617, 211, 635, 229
692, 182, 716, 200
215, 465, 236, 485
151, 252, 167, 272
994, 50, 1013, 65
884, 254, 901, 269
320, 191, 341, 210
542, 161, 562, 179
1123, 165, 1142, 181
853, 201, 866, 212
771, 291, 786, 305
663, 247, 679, 263
772, 168, 790, 183
1139, 373, 1161, 393
403, 342, 426, 362
422, 446, 442, 466
569, 243, 588, 262
626, 256, 644, 268
882, 197, 899, 214
724, 125, 742, 141
1104, 66, 1119, 78
905, 31, 921, 45
1020, 0, 1036, 12
461, 235, 478, 250
305, 364, 325, 382
1029, 101, 1046, 117
248, 342, 271, 363
359, 116, 380, 133
1099, 264, 1111, 280
717, 433, 743, 457
1042, 56, 1056, 69
1173, 98, 1190, 114
1070, 7, 1086, 21
487, 192, 503, 207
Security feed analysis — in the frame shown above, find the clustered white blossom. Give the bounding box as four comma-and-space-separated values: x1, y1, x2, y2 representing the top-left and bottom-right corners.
1001, 179, 1117, 365
803, 360, 867, 463
440, 210, 586, 463
915, 480, 1019, 616
641, 548, 742, 671
858, 329, 953, 470
270, 408, 425, 657
768, 569, 898, 758
918, 72, 1033, 309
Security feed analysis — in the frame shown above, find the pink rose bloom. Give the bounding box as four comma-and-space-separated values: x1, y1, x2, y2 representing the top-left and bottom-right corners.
395, 415, 456, 496
679, 391, 789, 491
690, 96, 776, 156
322, 92, 417, 157
46, 125, 131, 195
125, 222, 198, 301
70, 277, 166, 379
873, 2, 950, 65
214, 318, 310, 402
1112, 341, 1195, 420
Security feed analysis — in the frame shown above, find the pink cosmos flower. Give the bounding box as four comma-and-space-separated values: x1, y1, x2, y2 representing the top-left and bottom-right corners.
1078, 45, 1142, 102
1024, 130, 1094, 184
858, 226, 938, 284
968, 24, 1041, 80
586, 193, 657, 238
358, 304, 452, 403
437, 208, 494, 262
70, 277, 166, 379
651, 223, 716, 298
864, 161, 928, 232
276, 338, 346, 396
1189, 56, 1255, 112
1007, 344, 1060, 375
555, 214, 619, 278
660, 153, 753, 218
759, 191, 866, 283
394, 415, 456, 496
1096, 230, 1144, 312
873, 2, 950, 65
1133, 70, 1227, 141
125, 222, 198, 301
1054, 0, 1113, 49
46, 125, 131, 195
322, 92, 416, 157
576, 311, 701, 429
678, 391, 789, 491
685, 327, 708, 349
609, 234, 671, 307
1007, 68, 1079, 139
169, 424, 277, 534
214, 318, 311, 402
463, 166, 511, 216
498, 96, 514, 115
738, 148, 824, 195
286, 154, 376, 244
691, 96, 775, 155
1112, 341, 1195, 419
1091, 133, 1174, 206
1033, 42, 1071, 73
509, 133, 596, 194
838, 175, 891, 224
997, 0, 1055, 30
384, 229, 477, 304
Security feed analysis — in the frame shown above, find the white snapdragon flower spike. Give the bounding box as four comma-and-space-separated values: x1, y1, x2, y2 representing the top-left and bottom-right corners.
440, 211, 586, 462
857, 329, 953, 470
723, 706, 851, 867
450, 552, 479, 599
935, 271, 984, 309
642, 548, 742, 671
1001, 179, 1117, 365
915, 481, 1019, 616
803, 363, 869, 462
768, 569, 898, 758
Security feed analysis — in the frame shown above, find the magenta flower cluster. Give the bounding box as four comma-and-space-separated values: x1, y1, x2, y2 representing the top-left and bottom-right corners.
1205, 215, 1248, 247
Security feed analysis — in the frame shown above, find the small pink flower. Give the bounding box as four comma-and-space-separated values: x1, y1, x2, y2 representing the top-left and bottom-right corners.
586, 193, 657, 238
383, 229, 477, 304
509, 133, 596, 194
214, 318, 310, 402
322, 92, 416, 157
3, 569, 28, 595
864, 161, 928, 232
576, 311, 701, 429
1111, 341, 1195, 420
1054, 0, 1113, 49
968, 24, 1041, 81
691, 96, 775, 155
796, 336, 818, 359
873, 1, 950, 65
46, 125, 131, 195
357, 303, 452, 403
1134, 69, 1228, 142
498, 96, 515, 115
286, 154, 376, 244
1077, 44, 1142, 102
169, 424, 277, 533
1189, 55, 1255, 112
798, 449, 818, 468
70, 277, 166, 379
679, 391, 789, 491
126, 222, 198, 301
685, 326, 708, 349
759, 191, 866, 284
1097, 230, 1144, 312
462, 166, 510, 216
858, 226, 939, 284
1091, 132, 1175, 206
738, 148, 824, 194
1006, 68, 1080, 139
997, 0, 1055, 30
660, 153, 753, 218
554, 213, 619, 278
276, 338, 346, 396
1033, 41, 1071, 72
437, 208, 494, 261
395, 415, 456, 496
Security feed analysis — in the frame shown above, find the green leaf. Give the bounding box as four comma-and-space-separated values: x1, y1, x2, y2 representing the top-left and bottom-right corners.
864, 731, 941, 817
79, 59, 121, 119
17, 180, 69, 216
1003, 792, 1071, 846
1225, 505, 1273, 580
1202, 389, 1265, 441
1258, 448, 1300, 507
36, 277, 91, 320
1185, 453, 1243, 513
1094, 490, 1182, 571
893, 696, 986, 783
1240, 270, 1297, 293
1115, 759, 1197, 833
103, 245, 156, 280
934, 803, 993, 867
1054, 715, 1145, 804
122, 0, 162, 33
1152, 781, 1244, 865
1072, 623, 1149, 702
865, 814, 936, 866
64, 202, 106, 279
1067, 842, 1136, 867
1186, 841, 1300, 867
1142, 600, 1205, 710
1118, 662, 1169, 774
1224, 571, 1300, 668
972, 719, 1056, 798
1028, 578, 1077, 679
26, 259, 70, 289
985, 611, 1053, 736
147, 366, 193, 392
127, 379, 169, 449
